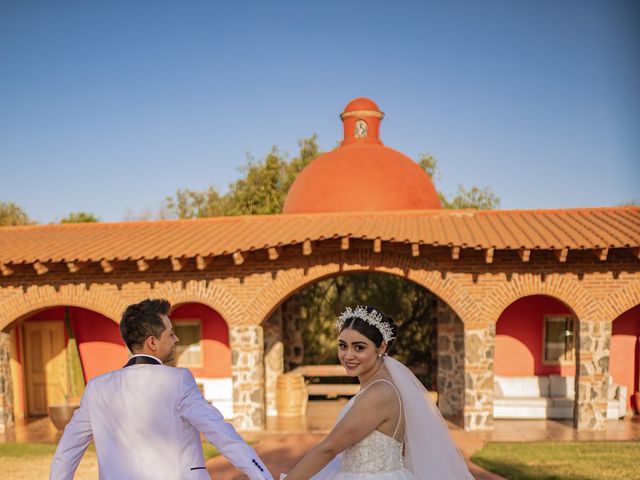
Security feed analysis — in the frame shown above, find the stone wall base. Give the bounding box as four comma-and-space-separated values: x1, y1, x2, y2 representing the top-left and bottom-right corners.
0, 332, 14, 434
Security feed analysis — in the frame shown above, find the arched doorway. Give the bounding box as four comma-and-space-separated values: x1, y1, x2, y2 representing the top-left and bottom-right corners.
8, 306, 123, 419
494, 295, 578, 421
611, 304, 640, 416
261, 272, 462, 423
170, 303, 232, 418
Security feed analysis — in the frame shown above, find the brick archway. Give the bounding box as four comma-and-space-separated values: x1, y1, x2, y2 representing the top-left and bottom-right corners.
481, 273, 599, 324
0, 284, 122, 331
603, 281, 640, 323
152, 280, 244, 326
245, 251, 478, 326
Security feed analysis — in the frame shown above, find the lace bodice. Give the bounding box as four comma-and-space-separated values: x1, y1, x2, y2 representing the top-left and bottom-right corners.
337, 380, 404, 474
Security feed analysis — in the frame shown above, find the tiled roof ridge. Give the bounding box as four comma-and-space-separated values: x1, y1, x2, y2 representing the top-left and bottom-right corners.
1, 205, 637, 233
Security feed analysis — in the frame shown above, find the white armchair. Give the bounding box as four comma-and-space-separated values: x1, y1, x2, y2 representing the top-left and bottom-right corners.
607, 377, 628, 419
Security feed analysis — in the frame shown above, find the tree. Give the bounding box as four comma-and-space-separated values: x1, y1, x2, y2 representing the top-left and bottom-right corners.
443, 185, 501, 210
123, 207, 155, 222
0, 201, 32, 226
299, 273, 437, 387
61, 212, 100, 223
418, 155, 500, 210
163, 187, 224, 219
418, 153, 440, 181
224, 147, 290, 216
163, 135, 321, 219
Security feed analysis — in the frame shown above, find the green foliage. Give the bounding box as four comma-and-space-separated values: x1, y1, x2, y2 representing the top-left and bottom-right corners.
418, 153, 440, 181
164, 187, 224, 219
0, 442, 95, 456
60, 212, 100, 223
0, 201, 32, 226
225, 147, 291, 216
472, 441, 640, 480
201, 442, 220, 460
443, 185, 501, 210
300, 273, 437, 387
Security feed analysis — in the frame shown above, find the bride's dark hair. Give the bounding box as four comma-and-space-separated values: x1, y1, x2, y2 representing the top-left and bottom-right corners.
339, 305, 398, 351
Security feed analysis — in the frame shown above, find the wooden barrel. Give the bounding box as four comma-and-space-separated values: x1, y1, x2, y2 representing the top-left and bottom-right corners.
276, 374, 307, 417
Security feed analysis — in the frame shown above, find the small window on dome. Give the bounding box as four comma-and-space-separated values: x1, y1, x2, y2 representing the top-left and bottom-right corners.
354, 119, 368, 138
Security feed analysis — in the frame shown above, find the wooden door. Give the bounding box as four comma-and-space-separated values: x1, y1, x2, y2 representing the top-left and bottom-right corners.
23, 321, 67, 416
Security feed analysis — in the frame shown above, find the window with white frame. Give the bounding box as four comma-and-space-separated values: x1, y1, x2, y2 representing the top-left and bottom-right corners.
543, 315, 575, 363
174, 320, 203, 367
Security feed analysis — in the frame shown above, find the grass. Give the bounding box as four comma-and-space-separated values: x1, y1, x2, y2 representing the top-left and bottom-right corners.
0, 442, 98, 480
0, 441, 220, 480
471, 441, 640, 480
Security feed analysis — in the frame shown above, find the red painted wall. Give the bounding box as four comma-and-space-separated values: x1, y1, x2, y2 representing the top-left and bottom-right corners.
611, 305, 640, 410
495, 295, 576, 376
171, 303, 231, 378
23, 307, 127, 381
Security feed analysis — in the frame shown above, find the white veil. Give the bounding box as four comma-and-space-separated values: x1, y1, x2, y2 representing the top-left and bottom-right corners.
384, 355, 473, 479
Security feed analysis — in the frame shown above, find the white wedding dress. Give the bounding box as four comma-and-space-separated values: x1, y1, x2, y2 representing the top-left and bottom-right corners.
311, 379, 415, 479
284, 356, 473, 480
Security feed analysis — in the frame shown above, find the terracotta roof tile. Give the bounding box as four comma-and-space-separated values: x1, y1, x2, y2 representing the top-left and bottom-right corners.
0, 207, 638, 265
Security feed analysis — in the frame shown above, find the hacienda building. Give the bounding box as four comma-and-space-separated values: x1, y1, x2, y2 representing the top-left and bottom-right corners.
0, 98, 638, 435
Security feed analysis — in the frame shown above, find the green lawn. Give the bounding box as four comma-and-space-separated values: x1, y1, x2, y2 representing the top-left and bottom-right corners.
0, 441, 218, 460
0, 442, 220, 480
472, 441, 640, 480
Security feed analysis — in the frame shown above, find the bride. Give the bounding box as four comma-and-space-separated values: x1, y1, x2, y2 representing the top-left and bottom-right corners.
282, 306, 473, 480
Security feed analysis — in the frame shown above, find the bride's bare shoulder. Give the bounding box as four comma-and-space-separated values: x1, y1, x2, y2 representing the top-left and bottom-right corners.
357, 379, 400, 404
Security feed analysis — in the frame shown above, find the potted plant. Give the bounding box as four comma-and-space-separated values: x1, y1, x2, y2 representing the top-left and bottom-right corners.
48, 397, 81, 431
48, 308, 85, 430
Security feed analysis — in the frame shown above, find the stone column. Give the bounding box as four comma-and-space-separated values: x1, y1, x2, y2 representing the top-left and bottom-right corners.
436, 301, 465, 419
0, 331, 14, 434
575, 320, 611, 431
263, 306, 284, 417
230, 325, 265, 431
463, 322, 495, 431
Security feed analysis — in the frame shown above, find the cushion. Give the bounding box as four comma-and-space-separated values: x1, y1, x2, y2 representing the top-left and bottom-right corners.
494, 397, 553, 408
495, 375, 550, 398
549, 375, 575, 399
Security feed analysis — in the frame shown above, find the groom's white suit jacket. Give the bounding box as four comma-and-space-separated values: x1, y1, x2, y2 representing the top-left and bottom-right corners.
50, 355, 272, 480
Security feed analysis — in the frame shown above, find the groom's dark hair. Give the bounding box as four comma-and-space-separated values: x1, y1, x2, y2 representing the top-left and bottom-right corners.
120, 298, 171, 352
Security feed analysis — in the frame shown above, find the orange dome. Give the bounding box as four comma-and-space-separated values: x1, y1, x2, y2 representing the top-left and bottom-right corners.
282, 98, 442, 214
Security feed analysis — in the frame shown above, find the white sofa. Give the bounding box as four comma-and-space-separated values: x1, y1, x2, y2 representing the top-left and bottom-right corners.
493, 375, 627, 420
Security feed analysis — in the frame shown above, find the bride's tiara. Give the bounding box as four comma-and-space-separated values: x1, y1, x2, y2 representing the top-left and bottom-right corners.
335, 306, 396, 343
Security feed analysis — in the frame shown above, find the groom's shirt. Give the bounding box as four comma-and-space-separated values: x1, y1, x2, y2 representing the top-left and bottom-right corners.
50, 357, 272, 480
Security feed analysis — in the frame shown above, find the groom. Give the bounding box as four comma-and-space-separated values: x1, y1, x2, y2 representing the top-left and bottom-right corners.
50, 298, 273, 480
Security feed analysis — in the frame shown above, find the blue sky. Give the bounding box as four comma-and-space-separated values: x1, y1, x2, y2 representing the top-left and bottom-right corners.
1, 0, 638, 223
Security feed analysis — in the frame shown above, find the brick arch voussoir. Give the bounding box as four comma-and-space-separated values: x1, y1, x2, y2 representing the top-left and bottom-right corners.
152, 280, 243, 326
482, 274, 600, 324
0, 284, 123, 331
245, 251, 478, 326
603, 281, 640, 322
